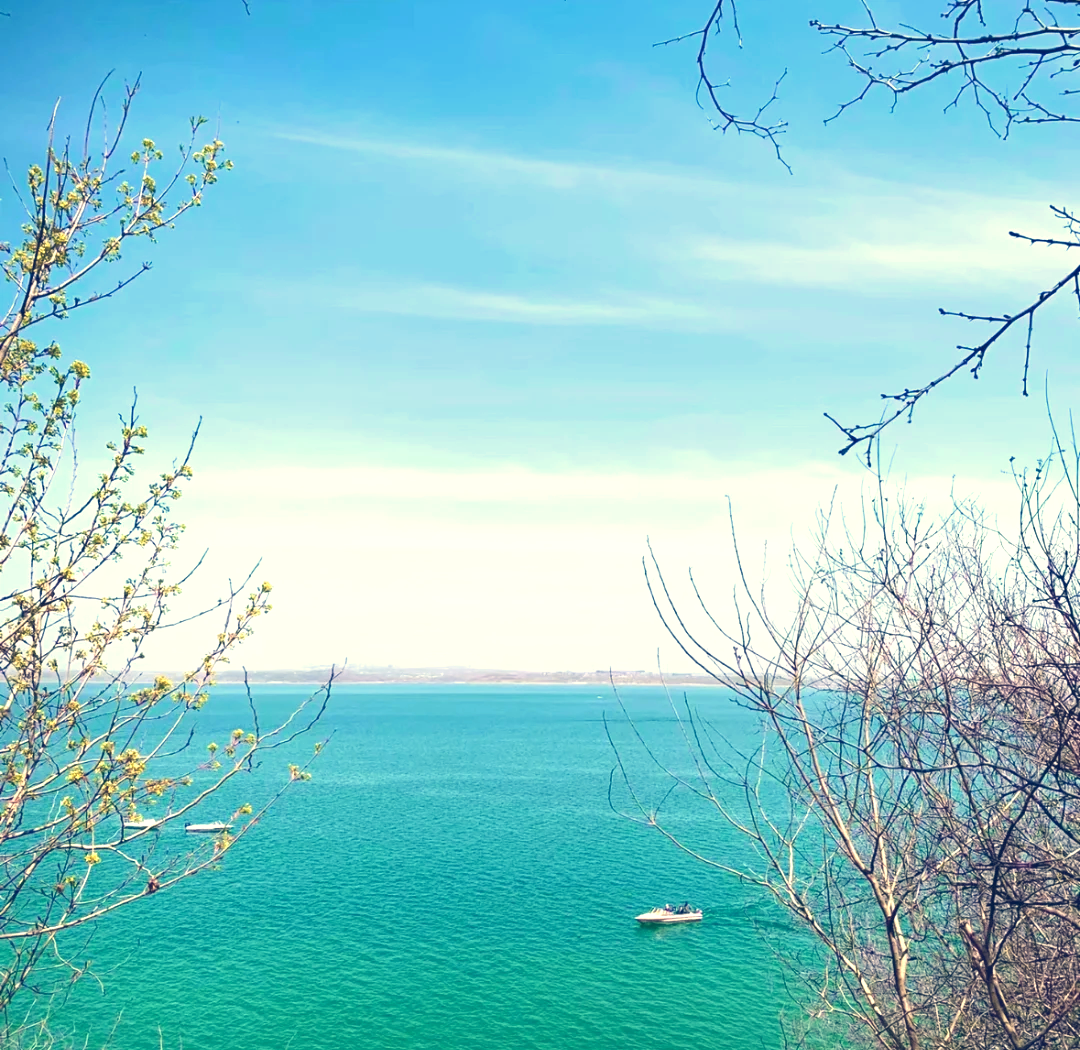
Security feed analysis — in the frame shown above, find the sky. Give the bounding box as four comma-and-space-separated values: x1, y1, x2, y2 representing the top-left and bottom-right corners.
2, 0, 1079, 673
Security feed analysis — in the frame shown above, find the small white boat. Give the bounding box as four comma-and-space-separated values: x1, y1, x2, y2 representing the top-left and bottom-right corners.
123, 818, 162, 831
635, 903, 703, 924
184, 821, 232, 833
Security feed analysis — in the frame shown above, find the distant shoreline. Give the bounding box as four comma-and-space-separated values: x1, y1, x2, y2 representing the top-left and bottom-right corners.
136, 667, 726, 688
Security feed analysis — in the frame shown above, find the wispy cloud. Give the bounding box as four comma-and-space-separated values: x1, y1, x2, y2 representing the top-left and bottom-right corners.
695, 237, 1062, 293
270, 126, 1071, 318
272, 128, 736, 194
689, 189, 1062, 289
693, 237, 1046, 288
337, 281, 735, 329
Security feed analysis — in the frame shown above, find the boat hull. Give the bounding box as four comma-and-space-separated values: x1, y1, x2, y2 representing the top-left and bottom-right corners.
185, 822, 232, 833
635, 909, 703, 924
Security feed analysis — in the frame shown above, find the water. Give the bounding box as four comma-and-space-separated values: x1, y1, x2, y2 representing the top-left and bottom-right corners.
42, 685, 801, 1050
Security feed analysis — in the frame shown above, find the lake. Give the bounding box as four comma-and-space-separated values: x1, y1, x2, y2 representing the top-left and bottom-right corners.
44, 684, 799, 1050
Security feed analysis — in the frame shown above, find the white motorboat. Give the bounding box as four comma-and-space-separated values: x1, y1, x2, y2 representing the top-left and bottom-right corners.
635, 903, 703, 924
184, 821, 232, 833
123, 818, 162, 831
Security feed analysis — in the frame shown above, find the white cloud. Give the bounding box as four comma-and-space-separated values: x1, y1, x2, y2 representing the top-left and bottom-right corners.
700, 238, 1001, 286
688, 184, 1065, 289
272, 128, 734, 194
334, 281, 734, 329
265, 126, 1080, 325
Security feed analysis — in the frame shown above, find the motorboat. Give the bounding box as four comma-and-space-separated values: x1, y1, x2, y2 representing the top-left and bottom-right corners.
122, 818, 162, 831
635, 902, 703, 924
184, 821, 233, 833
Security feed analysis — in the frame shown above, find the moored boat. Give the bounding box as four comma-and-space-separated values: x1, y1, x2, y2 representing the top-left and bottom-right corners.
123, 818, 162, 831
635, 902, 703, 924
184, 821, 232, 833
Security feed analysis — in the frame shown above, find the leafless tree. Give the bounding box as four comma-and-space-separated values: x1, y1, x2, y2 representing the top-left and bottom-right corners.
610, 428, 1080, 1048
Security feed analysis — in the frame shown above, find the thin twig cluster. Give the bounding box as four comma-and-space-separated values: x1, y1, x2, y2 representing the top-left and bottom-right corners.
613, 439, 1080, 1048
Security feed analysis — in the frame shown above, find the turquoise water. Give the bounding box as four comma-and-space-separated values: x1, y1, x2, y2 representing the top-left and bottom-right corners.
44, 686, 797, 1050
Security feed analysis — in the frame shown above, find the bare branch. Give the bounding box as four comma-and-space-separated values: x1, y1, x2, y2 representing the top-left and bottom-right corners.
662, 1, 790, 169
616, 453, 1080, 1048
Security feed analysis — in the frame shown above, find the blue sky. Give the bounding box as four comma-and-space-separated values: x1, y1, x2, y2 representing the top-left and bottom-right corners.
3, 1, 1078, 671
